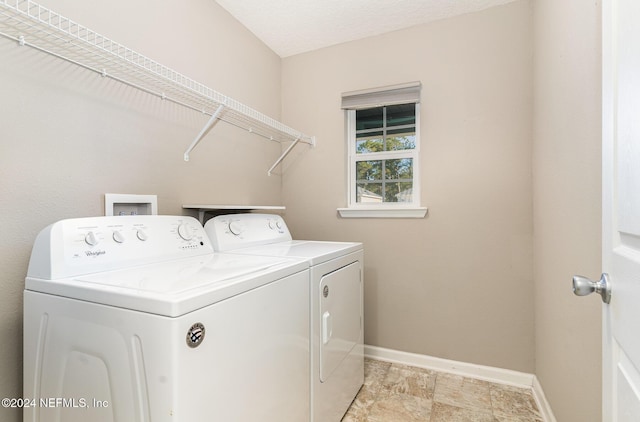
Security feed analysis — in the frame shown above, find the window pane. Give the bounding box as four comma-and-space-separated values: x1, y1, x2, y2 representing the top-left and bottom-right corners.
356, 131, 383, 153
386, 128, 416, 151
356, 183, 383, 203
349, 100, 419, 207
386, 103, 415, 127
384, 158, 413, 180
356, 107, 383, 130
385, 182, 414, 202
356, 160, 382, 181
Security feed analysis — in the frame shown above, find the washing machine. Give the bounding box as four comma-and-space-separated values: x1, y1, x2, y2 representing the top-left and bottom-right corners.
204, 213, 364, 422
23, 215, 310, 422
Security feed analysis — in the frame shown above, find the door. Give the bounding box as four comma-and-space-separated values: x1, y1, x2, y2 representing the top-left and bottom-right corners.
602, 0, 640, 419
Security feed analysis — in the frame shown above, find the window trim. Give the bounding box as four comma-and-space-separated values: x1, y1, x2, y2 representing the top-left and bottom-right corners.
341, 102, 426, 218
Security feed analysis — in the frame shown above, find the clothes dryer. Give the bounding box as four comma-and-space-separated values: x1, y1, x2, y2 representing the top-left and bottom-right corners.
205, 213, 364, 422
24, 215, 310, 422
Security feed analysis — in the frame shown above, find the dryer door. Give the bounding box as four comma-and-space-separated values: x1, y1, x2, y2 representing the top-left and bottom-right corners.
319, 261, 362, 382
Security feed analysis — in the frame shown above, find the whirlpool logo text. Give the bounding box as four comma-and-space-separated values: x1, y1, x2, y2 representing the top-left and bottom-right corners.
85, 250, 106, 257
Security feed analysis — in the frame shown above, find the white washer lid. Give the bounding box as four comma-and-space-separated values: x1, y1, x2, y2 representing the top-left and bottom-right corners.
225, 240, 362, 266
25, 253, 308, 317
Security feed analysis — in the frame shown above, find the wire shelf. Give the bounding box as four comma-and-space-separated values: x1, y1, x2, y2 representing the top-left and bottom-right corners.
0, 0, 315, 162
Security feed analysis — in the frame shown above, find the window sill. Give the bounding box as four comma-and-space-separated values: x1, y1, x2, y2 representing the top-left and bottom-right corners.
337, 207, 428, 219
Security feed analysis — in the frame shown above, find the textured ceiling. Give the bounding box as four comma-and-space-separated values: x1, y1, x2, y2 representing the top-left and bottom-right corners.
215, 0, 519, 57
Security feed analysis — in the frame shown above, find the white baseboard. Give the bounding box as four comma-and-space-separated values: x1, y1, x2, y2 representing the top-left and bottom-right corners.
364, 344, 556, 422
364, 344, 533, 387
532, 375, 558, 422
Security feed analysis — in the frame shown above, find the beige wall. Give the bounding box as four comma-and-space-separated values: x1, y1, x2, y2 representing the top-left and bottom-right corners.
532, 1, 602, 421
282, 1, 535, 373
0, 1, 282, 420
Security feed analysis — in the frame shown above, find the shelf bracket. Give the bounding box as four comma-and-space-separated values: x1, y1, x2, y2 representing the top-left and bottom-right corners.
268, 137, 301, 176
184, 104, 225, 161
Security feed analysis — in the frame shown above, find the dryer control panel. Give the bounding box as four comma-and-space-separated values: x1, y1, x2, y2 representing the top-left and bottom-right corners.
205, 214, 293, 252
28, 215, 212, 279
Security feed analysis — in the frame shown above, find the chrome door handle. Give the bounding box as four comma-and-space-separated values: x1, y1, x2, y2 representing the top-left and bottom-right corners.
572, 273, 611, 304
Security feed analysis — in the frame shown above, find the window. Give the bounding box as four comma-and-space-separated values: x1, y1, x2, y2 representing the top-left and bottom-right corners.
339, 82, 427, 218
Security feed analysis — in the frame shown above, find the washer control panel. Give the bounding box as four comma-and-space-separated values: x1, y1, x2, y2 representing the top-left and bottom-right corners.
28, 215, 212, 279
204, 213, 293, 252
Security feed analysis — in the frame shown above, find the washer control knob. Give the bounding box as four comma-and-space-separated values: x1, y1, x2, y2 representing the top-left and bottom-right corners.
268, 219, 283, 230
84, 231, 99, 246
228, 221, 243, 236
177, 223, 195, 241
136, 229, 148, 241
112, 231, 125, 243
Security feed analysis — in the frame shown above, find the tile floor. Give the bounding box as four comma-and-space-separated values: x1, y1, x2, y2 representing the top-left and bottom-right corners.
342, 358, 543, 422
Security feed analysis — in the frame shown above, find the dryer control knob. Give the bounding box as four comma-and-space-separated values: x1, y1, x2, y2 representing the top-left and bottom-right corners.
84, 231, 99, 246
228, 221, 243, 236
178, 223, 195, 241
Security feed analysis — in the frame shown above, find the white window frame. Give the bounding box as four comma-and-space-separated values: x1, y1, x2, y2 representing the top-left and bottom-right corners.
338, 86, 427, 218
